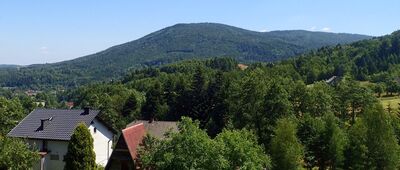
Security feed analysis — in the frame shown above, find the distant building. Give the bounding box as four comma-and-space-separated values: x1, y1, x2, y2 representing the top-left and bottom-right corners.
8, 108, 116, 170
325, 76, 341, 85
105, 120, 178, 170
237, 63, 248, 70
25, 90, 41, 96
34, 101, 46, 107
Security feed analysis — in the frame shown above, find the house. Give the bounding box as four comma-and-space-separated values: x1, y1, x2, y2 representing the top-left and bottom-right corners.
325, 76, 341, 85
7, 108, 116, 170
105, 120, 178, 170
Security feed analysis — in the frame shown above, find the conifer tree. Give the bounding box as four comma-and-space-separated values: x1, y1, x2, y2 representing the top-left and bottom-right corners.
64, 123, 96, 170
270, 117, 304, 170
345, 104, 400, 169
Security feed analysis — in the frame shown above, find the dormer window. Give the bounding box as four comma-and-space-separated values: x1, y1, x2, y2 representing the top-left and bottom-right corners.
38, 117, 53, 131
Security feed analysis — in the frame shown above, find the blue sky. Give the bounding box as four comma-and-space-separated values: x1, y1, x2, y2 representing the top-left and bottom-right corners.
1, 0, 399, 65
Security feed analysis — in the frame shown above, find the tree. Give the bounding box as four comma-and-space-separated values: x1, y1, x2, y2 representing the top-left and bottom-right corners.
0, 97, 25, 135
298, 113, 348, 170
345, 104, 400, 169
262, 81, 293, 146
187, 67, 210, 126
363, 104, 400, 169
304, 82, 334, 117
205, 71, 229, 137
142, 81, 169, 120
297, 114, 326, 169
215, 129, 271, 169
64, 123, 96, 170
122, 94, 139, 118
141, 117, 227, 169
345, 118, 368, 169
139, 117, 271, 170
319, 113, 347, 169
228, 69, 267, 143
373, 83, 385, 97
337, 81, 377, 124
386, 80, 399, 96
270, 117, 304, 170
0, 137, 39, 170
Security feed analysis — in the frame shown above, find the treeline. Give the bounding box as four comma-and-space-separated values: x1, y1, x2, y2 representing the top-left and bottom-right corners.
62, 56, 400, 169
1, 30, 400, 169
0, 23, 370, 89
293, 30, 400, 84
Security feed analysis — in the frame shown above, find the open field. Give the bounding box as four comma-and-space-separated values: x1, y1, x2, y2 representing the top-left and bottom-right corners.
379, 95, 400, 110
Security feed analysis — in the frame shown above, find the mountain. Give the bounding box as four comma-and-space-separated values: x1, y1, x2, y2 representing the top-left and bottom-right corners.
0, 23, 371, 89
0, 65, 20, 69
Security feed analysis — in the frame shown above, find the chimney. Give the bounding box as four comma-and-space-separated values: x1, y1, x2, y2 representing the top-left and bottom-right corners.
83, 107, 90, 115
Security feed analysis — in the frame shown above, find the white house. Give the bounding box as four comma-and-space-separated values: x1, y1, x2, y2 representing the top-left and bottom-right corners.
7, 108, 116, 170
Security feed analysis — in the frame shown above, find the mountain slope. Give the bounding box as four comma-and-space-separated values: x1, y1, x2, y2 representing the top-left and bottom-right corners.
0, 23, 371, 88
0, 65, 20, 69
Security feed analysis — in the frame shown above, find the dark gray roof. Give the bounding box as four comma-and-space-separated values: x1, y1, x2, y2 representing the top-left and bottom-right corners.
126, 120, 178, 139
8, 109, 99, 141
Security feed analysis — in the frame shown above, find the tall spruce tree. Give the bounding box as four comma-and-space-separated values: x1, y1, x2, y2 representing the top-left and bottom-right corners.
64, 123, 96, 170
270, 117, 304, 170
142, 81, 168, 120
345, 104, 400, 169
363, 104, 400, 169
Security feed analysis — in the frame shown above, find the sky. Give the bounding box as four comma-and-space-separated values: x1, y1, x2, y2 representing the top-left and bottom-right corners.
1, 0, 399, 65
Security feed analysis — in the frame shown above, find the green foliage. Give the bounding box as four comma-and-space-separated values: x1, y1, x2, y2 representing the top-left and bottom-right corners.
320, 113, 347, 169
0, 137, 39, 170
69, 84, 144, 129
142, 81, 169, 120
0, 97, 25, 135
270, 117, 304, 170
0, 23, 370, 88
140, 117, 228, 169
139, 117, 270, 170
64, 123, 96, 170
215, 129, 271, 169
345, 104, 400, 169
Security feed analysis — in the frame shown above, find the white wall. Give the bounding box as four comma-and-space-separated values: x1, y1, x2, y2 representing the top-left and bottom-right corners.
89, 118, 114, 166
28, 139, 69, 170
26, 119, 113, 169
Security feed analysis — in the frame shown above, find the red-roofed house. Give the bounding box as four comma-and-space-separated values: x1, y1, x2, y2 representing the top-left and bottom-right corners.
105, 120, 177, 170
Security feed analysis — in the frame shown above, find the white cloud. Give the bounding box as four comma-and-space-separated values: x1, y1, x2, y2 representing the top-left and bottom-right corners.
39, 46, 49, 54
321, 27, 332, 32
310, 26, 317, 31
260, 29, 268, 32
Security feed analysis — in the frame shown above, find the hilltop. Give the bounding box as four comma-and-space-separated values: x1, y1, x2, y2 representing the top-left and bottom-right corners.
0, 23, 370, 88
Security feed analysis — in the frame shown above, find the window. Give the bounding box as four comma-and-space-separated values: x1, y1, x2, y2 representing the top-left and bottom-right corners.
50, 154, 59, 160
94, 127, 97, 133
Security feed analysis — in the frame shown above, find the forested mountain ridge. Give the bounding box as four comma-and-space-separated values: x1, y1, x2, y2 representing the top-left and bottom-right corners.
0, 65, 20, 68
3, 29, 400, 169
0, 23, 370, 89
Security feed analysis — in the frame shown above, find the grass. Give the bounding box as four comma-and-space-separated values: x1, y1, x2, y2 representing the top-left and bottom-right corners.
379, 95, 400, 110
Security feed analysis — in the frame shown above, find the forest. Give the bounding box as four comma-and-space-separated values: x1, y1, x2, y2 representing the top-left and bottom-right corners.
0, 23, 369, 89
1, 29, 400, 169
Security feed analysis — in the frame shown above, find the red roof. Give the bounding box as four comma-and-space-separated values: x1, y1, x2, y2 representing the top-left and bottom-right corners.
122, 123, 146, 160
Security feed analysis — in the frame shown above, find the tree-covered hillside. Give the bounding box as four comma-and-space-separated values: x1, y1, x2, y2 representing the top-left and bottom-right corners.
0, 23, 370, 89
62, 55, 400, 169
0, 65, 20, 69
2, 27, 400, 168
